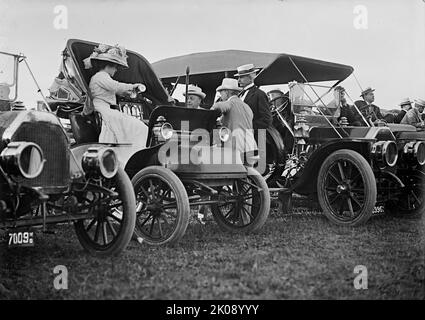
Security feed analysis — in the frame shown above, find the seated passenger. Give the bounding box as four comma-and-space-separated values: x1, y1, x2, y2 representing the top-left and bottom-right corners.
320, 86, 359, 126
354, 87, 385, 125
401, 98, 425, 128
267, 88, 293, 126
183, 85, 206, 109
325, 86, 343, 115
83, 44, 148, 149
394, 97, 412, 124
338, 97, 363, 126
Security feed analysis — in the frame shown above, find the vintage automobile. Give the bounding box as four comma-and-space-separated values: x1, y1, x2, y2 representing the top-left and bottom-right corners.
47, 39, 271, 245
152, 50, 353, 186
0, 50, 136, 255
153, 50, 425, 226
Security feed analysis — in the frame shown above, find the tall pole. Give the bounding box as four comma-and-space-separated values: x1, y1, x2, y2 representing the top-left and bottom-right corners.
184, 66, 190, 108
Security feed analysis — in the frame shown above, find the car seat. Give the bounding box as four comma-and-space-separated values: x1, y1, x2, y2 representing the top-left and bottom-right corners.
69, 112, 101, 143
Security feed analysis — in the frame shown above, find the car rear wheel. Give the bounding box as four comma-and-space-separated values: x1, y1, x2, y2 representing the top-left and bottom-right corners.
385, 171, 425, 219
132, 166, 189, 245
74, 167, 136, 256
211, 167, 270, 233
317, 149, 377, 226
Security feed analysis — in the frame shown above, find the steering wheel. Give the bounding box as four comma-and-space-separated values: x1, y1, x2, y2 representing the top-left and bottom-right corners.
269, 95, 290, 114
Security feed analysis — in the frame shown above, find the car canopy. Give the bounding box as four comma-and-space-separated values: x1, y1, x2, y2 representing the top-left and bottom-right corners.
152, 50, 354, 104
64, 39, 172, 106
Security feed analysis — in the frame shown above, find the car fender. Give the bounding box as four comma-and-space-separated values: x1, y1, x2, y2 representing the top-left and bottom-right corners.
266, 126, 286, 161
124, 144, 163, 179
293, 140, 371, 195
69, 142, 141, 178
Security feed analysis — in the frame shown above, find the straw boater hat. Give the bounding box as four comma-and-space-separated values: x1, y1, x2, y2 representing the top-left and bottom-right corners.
234, 64, 260, 77
216, 78, 242, 92
360, 86, 375, 97
399, 97, 412, 106
83, 43, 129, 69
414, 98, 425, 108
183, 85, 206, 99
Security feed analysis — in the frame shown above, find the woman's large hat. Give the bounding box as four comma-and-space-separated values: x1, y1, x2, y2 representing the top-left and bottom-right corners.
83, 43, 129, 69
234, 64, 260, 77
183, 85, 206, 99
216, 78, 242, 92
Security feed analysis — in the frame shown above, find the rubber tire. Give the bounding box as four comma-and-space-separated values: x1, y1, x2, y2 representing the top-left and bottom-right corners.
385, 171, 425, 219
74, 167, 136, 256
212, 167, 271, 233
132, 166, 189, 245
317, 149, 377, 226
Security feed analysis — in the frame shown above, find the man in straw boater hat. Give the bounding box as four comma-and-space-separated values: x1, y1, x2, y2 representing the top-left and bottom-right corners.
394, 97, 413, 124
354, 86, 385, 125
83, 43, 148, 150
211, 78, 258, 165
235, 64, 272, 133
401, 98, 425, 128
182, 84, 206, 109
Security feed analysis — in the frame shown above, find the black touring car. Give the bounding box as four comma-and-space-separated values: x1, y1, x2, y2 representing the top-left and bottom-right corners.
153, 50, 425, 226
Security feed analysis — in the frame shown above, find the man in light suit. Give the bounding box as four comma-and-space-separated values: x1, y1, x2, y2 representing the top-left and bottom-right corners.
235, 64, 272, 131
401, 99, 425, 128
211, 78, 257, 165
394, 97, 413, 124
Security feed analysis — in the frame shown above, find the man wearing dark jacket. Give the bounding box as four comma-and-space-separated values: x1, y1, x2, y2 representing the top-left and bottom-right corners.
235, 64, 272, 131
354, 87, 384, 125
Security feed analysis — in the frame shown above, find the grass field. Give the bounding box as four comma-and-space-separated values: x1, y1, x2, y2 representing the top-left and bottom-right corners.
0, 206, 424, 300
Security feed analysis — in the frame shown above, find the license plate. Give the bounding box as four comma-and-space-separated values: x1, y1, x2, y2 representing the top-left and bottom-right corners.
7, 230, 34, 248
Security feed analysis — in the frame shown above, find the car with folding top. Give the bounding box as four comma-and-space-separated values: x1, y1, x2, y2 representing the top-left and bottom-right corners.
0, 50, 136, 256
153, 50, 425, 226
47, 39, 271, 245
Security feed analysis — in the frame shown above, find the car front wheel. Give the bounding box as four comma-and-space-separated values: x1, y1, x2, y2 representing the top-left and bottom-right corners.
74, 167, 136, 256
384, 170, 425, 219
132, 166, 190, 245
317, 149, 377, 226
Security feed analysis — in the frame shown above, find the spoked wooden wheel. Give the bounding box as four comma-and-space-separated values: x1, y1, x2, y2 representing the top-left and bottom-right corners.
385, 170, 425, 219
317, 149, 377, 226
212, 167, 270, 233
132, 166, 189, 245
74, 167, 136, 256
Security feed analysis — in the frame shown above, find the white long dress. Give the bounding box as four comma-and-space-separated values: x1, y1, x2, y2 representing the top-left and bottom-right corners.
89, 71, 148, 151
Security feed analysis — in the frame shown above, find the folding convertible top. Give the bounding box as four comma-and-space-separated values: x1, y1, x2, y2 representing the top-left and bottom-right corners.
152, 49, 354, 103
66, 39, 172, 106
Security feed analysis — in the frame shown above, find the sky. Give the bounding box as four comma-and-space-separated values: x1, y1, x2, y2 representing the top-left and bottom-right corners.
0, 0, 424, 110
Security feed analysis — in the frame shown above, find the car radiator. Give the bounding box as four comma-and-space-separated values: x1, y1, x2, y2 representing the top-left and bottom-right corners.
12, 121, 70, 194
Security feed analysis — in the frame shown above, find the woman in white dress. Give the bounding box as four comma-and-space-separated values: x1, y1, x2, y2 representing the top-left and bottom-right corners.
83, 44, 148, 150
